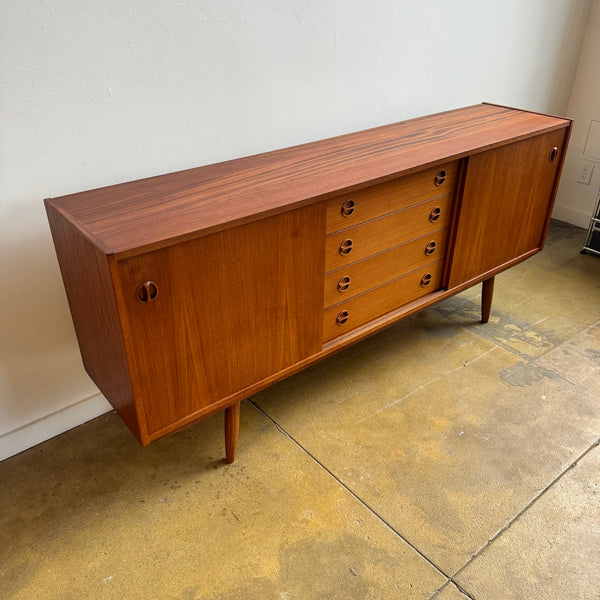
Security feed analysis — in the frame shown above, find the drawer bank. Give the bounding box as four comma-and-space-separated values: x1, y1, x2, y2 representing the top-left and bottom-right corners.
45, 104, 571, 462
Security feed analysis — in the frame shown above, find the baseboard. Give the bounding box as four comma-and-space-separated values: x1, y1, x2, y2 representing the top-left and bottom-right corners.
551, 203, 592, 229
0, 394, 112, 462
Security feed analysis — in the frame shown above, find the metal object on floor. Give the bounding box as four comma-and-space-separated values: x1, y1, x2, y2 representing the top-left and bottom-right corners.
581, 191, 600, 256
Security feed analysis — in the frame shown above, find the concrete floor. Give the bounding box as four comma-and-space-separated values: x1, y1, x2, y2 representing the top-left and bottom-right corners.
1, 220, 599, 599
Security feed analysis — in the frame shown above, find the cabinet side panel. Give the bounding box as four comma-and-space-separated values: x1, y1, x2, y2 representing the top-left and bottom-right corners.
117, 203, 325, 436
45, 205, 146, 443
448, 128, 568, 288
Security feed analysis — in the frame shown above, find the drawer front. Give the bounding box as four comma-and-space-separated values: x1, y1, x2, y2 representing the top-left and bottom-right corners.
323, 260, 445, 342
325, 195, 453, 272
326, 161, 458, 234
324, 228, 449, 308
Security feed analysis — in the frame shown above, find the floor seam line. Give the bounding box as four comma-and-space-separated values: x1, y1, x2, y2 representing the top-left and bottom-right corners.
426, 580, 476, 600
450, 580, 477, 599
443, 297, 574, 363
452, 306, 592, 386
450, 436, 600, 582
355, 345, 499, 426
512, 354, 587, 390
247, 398, 453, 583
482, 311, 599, 363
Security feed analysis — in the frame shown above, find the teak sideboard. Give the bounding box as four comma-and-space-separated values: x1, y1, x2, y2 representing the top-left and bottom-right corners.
45, 103, 571, 462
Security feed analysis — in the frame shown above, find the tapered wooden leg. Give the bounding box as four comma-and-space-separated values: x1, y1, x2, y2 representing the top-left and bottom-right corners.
481, 276, 495, 324
224, 402, 241, 463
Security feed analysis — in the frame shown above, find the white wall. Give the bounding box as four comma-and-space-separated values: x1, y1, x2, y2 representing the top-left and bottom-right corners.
553, 0, 600, 228
0, 0, 592, 460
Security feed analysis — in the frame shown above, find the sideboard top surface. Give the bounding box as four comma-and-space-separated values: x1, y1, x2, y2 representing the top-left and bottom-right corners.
45, 103, 570, 258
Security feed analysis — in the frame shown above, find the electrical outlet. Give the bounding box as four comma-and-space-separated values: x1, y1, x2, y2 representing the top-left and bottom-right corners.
577, 163, 594, 184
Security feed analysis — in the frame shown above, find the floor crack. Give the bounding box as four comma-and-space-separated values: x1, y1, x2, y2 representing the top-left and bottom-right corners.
247, 397, 453, 583
451, 436, 600, 582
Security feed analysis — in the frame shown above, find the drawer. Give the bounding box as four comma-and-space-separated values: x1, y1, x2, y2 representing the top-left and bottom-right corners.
324, 228, 449, 308
326, 161, 459, 234
325, 194, 453, 272
323, 260, 445, 342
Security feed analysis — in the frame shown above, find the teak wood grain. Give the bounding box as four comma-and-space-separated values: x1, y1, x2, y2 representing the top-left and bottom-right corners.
117, 205, 324, 437
323, 260, 445, 342
224, 402, 241, 464
44, 104, 572, 461
481, 277, 495, 324
325, 161, 459, 234
323, 228, 449, 308
448, 128, 567, 288
325, 195, 453, 272
45, 104, 569, 258
45, 206, 148, 443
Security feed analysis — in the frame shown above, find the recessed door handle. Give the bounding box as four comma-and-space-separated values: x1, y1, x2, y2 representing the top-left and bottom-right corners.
136, 281, 158, 303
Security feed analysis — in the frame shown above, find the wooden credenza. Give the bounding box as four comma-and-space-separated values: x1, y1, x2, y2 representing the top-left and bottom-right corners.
45, 104, 571, 462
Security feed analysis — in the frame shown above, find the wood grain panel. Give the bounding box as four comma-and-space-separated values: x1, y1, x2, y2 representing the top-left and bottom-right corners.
45, 206, 147, 443
448, 129, 567, 288
46, 104, 570, 257
324, 228, 449, 308
323, 260, 445, 342
44, 105, 572, 459
325, 195, 453, 272
326, 161, 459, 233
116, 205, 324, 435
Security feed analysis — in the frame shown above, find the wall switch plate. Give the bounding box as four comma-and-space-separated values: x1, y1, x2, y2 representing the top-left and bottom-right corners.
577, 163, 595, 185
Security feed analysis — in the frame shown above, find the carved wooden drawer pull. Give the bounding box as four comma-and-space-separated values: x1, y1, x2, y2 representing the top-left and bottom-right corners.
337, 276, 352, 292
420, 273, 432, 287
136, 281, 159, 303
339, 238, 354, 256
336, 310, 349, 325
434, 169, 447, 186
425, 240, 437, 256
341, 199, 355, 217
429, 206, 442, 222
549, 147, 558, 162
